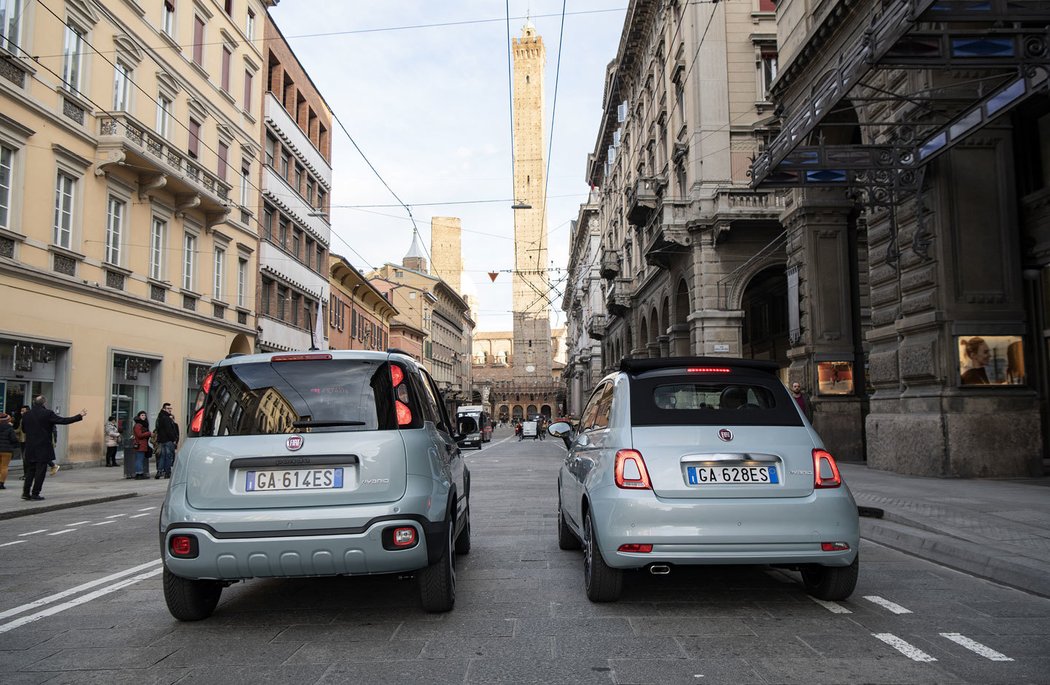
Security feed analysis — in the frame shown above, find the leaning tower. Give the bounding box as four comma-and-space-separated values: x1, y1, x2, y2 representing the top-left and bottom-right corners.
511, 21, 553, 384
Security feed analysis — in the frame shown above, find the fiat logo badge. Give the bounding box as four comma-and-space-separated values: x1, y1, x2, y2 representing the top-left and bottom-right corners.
286, 435, 304, 451
717, 428, 733, 442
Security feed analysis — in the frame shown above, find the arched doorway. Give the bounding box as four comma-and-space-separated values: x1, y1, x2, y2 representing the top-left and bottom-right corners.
526, 404, 538, 418
741, 265, 789, 368
540, 404, 552, 418
499, 405, 509, 422
229, 333, 252, 355
512, 405, 523, 421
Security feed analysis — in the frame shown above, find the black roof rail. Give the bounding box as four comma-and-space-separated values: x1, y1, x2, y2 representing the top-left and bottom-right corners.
386, 348, 413, 357
619, 356, 781, 375
224, 353, 246, 360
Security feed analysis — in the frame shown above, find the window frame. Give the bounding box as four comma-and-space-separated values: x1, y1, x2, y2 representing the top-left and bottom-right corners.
52, 171, 76, 249
149, 216, 167, 280
0, 144, 13, 231
62, 21, 85, 93
156, 93, 173, 139
220, 45, 231, 92
182, 230, 198, 292
213, 244, 225, 301
162, 0, 175, 37
0, 0, 22, 53
112, 61, 131, 111
104, 194, 125, 267
236, 255, 247, 307
192, 15, 205, 66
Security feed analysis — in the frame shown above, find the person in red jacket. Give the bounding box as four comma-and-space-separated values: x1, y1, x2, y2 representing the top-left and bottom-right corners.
132, 411, 152, 480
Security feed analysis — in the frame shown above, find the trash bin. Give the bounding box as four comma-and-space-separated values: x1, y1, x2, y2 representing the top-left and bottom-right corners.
122, 445, 136, 479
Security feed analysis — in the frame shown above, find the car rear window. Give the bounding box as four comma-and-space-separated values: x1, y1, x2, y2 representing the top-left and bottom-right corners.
630, 375, 803, 427
198, 359, 401, 436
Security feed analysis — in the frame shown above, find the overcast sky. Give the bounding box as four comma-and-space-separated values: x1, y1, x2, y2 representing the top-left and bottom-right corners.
268, 1, 627, 332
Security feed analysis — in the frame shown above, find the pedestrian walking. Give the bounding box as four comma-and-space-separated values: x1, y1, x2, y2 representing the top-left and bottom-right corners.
0, 412, 17, 489
132, 411, 152, 480
20, 395, 86, 501
154, 402, 179, 479
790, 382, 813, 422
104, 415, 121, 467
14, 405, 27, 479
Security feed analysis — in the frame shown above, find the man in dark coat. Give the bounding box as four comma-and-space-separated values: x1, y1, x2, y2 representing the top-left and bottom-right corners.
154, 402, 179, 479
21, 395, 86, 501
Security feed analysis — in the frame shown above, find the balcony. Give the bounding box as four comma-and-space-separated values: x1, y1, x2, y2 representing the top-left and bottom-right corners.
599, 249, 621, 280
587, 314, 607, 340
710, 188, 786, 222
97, 113, 232, 217
644, 227, 691, 270
626, 176, 660, 227
605, 277, 632, 318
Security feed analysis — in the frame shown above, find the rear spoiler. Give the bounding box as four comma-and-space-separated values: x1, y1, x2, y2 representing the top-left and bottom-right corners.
619, 356, 780, 376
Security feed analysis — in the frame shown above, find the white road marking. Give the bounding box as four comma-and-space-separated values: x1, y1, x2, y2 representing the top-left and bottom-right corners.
872, 633, 937, 662
46, 529, 75, 537
65, 521, 90, 527
137, 507, 156, 512
91, 520, 116, 526
809, 596, 852, 614
0, 541, 27, 547
864, 595, 912, 614
127, 512, 152, 519
18, 530, 47, 537
105, 513, 126, 519
0, 559, 162, 621
939, 633, 1013, 662
0, 566, 163, 634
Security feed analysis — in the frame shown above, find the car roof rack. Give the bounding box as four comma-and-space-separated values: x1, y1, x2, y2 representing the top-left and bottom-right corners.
386, 348, 413, 357
619, 356, 781, 375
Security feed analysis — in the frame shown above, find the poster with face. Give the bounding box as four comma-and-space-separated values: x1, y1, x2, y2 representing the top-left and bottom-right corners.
817, 361, 854, 395
957, 335, 1025, 385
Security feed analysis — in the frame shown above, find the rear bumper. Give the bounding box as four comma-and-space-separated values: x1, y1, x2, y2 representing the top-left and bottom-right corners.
163, 517, 437, 580
588, 485, 860, 569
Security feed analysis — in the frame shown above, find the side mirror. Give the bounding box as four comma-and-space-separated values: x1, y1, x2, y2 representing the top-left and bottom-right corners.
548, 421, 573, 449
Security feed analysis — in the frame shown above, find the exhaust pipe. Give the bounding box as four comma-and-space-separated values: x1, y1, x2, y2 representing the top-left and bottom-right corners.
649, 564, 671, 575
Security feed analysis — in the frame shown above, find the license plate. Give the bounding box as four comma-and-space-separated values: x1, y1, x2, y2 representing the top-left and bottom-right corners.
246, 468, 344, 492
687, 465, 779, 485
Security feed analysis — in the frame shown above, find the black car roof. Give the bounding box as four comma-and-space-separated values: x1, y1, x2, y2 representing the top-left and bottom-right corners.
619, 356, 780, 376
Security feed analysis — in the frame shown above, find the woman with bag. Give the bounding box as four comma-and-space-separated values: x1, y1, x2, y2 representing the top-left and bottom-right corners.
132, 411, 152, 480
103, 415, 121, 467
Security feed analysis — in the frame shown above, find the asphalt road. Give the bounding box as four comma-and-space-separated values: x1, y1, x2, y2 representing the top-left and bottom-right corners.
1, 427, 1048, 684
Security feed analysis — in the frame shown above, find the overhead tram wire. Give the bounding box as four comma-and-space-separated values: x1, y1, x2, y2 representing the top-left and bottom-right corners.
537, 0, 568, 266
28, 0, 379, 276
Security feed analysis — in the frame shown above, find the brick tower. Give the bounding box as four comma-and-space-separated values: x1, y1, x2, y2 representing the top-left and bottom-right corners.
511, 21, 553, 385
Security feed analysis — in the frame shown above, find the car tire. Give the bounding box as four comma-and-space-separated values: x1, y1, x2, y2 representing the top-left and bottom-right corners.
583, 511, 622, 602
557, 495, 581, 551
801, 554, 859, 601
419, 520, 456, 612
454, 508, 471, 555
163, 567, 222, 621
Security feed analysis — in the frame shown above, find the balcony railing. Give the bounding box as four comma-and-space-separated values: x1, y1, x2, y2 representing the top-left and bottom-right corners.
98, 113, 232, 214
587, 313, 607, 340
606, 277, 632, 318
626, 176, 660, 227
599, 250, 621, 279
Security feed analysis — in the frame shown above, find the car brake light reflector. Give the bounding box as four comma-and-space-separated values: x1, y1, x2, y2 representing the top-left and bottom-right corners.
618, 543, 653, 553
190, 407, 204, 434
813, 449, 842, 488
821, 542, 850, 552
615, 449, 652, 490
686, 367, 731, 373
393, 527, 416, 547
390, 364, 404, 388
169, 535, 196, 557
272, 353, 333, 362
395, 400, 412, 426
201, 370, 215, 394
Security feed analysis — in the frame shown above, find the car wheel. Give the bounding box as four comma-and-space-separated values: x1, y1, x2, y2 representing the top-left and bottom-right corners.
583, 511, 622, 602
557, 494, 581, 551
419, 519, 456, 612
454, 507, 471, 555
163, 566, 222, 621
801, 554, 859, 601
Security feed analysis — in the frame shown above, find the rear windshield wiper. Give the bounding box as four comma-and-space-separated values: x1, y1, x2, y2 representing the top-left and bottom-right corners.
291, 420, 366, 428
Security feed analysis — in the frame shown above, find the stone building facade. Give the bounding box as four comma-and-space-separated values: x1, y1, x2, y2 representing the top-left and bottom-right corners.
0, 0, 266, 463
429, 216, 462, 293
472, 328, 566, 422
748, 0, 1048, 476
328, 254, 397, 352
257, 14, 332, 351
561, 192, 605, 418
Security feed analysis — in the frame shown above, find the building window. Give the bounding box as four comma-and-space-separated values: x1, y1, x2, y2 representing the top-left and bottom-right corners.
192, 15, 205, 66
62, 22, 85, 92
162, 0, 175, 37
188, 118, 201, 159
156, 94, 172, 138
150, 217, 166, 280
291, 293, 300, 326
294, 164, 303, 194
183, 232, 196, 291
265, 133, 276, 167
758, 0, 776, 11
224, 0, 233, 16
291, 228, 301, 259
240, 165, 250, 208
317, 188, 326, 212
0, 0, 22, 52
304, 237, 313, 270
317, 245, 324, 271
221, 46, 231, 92
261, 277, 272, 315
245, 8, 255, 41
105, 195, 124, 266
306, 177, 315, 206
243, 69, 253, 113
237, 256, 247, 307
217, 141, 228, 180
280, 151, 290, 179
278, 216, 288, 247
263, 205, 273, 241
0, 145, 12, 230
53, 172, 75, 248
112, 62, 131, 111
276, 284, 288, 320
760, 49, 778, 99
213, 246, 225, 301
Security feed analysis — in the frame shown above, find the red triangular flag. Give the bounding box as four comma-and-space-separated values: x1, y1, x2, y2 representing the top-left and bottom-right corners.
488, 272, 499, 282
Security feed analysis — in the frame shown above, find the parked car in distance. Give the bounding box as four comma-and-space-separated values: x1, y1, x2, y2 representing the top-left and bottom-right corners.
549, 357, 859, 603
160, 350, 470, 620
521, 420, 538, 439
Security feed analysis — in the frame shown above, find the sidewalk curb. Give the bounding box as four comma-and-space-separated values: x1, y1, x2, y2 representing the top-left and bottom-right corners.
860, 517, 1050, 599
0, 493, 139, 521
